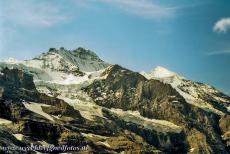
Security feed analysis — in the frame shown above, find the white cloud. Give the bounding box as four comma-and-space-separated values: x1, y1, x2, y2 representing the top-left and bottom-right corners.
213, 17, 230, 33
89, 0, 175, 19
1, 0, 68, 28
207, 50, 230, 56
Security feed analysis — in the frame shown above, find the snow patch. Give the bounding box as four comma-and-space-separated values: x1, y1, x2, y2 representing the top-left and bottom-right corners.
227, 107, 230, 112
97, 141, 111, 148
0, 118, 12, 125
62, 74, 89, 85
23, 102, 54, 122
58, 92, 105, 121
81, 133, 109, 139
13, 134, 24, 141
34, 68, 108, 86
110, 108, 182, 133
190, 148, 195, 152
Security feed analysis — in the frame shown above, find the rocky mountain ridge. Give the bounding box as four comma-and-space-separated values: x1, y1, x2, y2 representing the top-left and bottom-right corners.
141, 66, 230, 115
0, 47, 229, 153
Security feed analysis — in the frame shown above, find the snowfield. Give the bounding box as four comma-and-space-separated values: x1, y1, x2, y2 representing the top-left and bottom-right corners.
13, 134, 24, 141
58, 92, 105, 121
23, 102, 55, 122
110, 108, 182, 133
0, 118, 12, 125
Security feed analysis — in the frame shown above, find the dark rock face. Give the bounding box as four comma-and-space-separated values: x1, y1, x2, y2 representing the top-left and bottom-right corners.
73, 47, 104, 62
219, 115, 230, 150
84, 65, 229, 153
0, 67, 44, 102
102, 108, 188, 153
22, 120, 62, 145
0, 68, 87, 153
0, 99, 28, 121
0, 68, 72, 108
0, 126, 28, 154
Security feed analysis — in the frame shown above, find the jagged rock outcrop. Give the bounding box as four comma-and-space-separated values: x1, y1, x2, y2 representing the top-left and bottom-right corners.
102, 108, 187, 153
0, 68, 87, 153
0, 126, 28, 154
219, 115, 230, 150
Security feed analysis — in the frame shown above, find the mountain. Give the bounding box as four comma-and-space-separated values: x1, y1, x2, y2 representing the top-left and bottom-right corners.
28, 47, 109, 73
0, 47, 109, 81
0, 47, 229, 153
141, 66, 230, 115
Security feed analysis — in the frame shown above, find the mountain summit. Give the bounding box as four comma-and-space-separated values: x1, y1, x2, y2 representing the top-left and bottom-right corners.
0, 47, 110, 82
141, 66, 181, 79
30, 47, 109, 73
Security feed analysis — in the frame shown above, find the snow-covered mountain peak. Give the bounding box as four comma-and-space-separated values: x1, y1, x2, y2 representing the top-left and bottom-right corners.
28, 47, 109, 73
0, 47, 111, 84
141, 66, 182, 80
150, 66, 177, 78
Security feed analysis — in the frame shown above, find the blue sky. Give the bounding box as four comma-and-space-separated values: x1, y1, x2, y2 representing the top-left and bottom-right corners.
0, 0, 230, 95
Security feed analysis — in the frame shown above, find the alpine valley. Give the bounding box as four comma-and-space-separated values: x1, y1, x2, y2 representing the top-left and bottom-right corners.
0, 47, 229, 154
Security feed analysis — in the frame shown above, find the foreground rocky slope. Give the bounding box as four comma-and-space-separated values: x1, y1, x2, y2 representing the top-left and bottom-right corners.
0, 47, 229, 153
